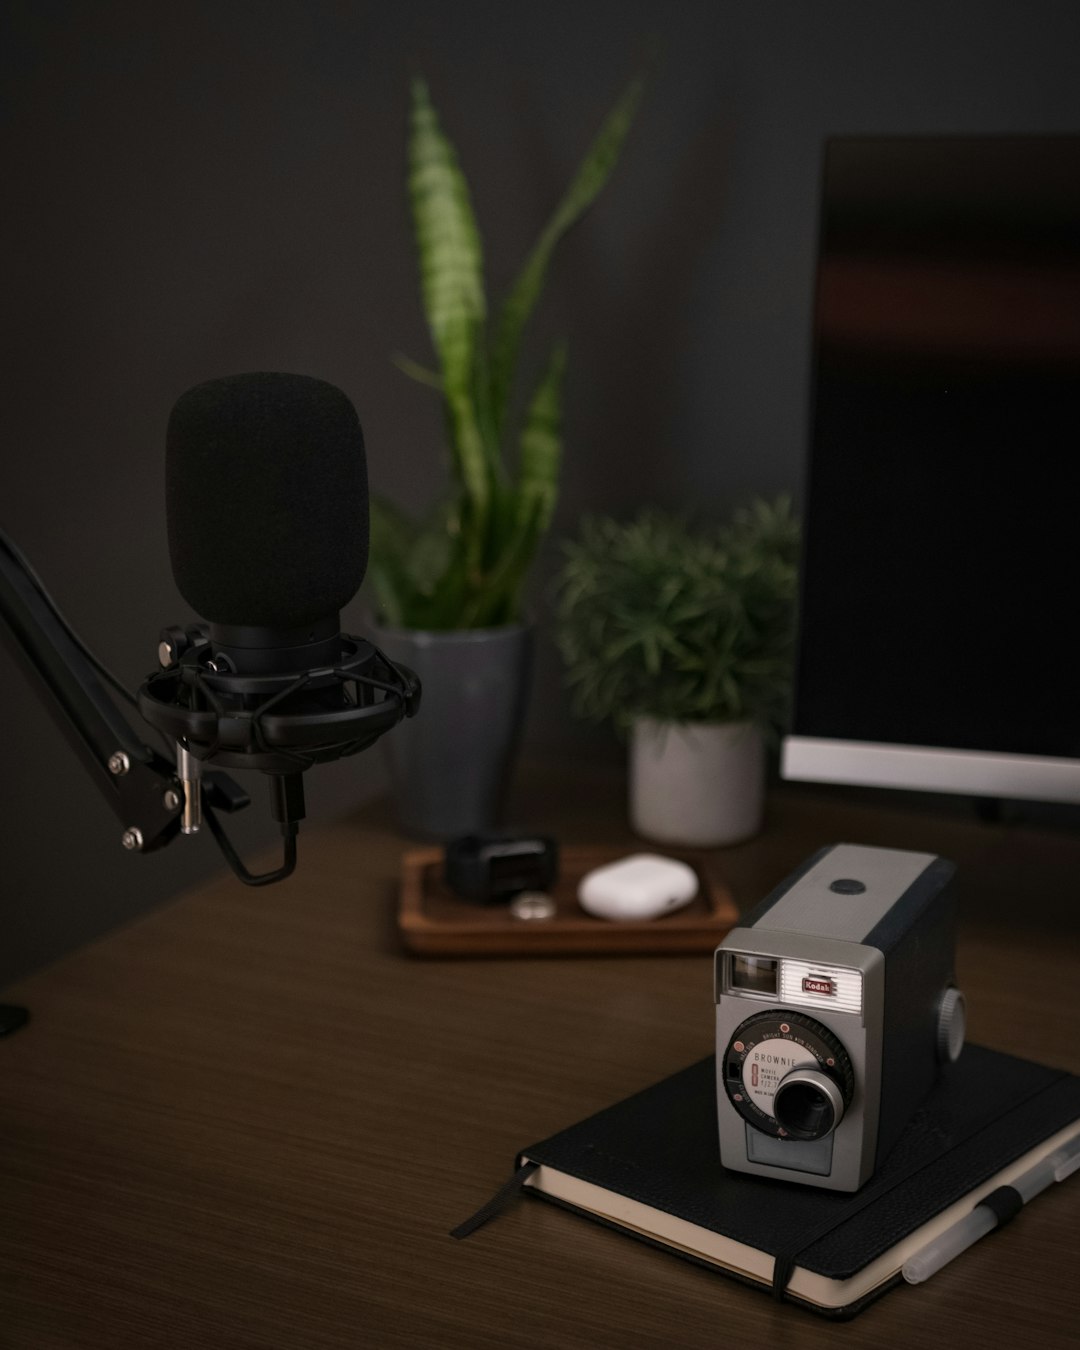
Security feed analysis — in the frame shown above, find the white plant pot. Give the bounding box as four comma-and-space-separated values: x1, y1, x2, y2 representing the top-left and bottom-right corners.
629, 717, 765, 848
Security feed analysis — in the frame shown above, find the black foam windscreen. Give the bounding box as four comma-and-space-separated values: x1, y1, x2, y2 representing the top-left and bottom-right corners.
166, 372, 368, 630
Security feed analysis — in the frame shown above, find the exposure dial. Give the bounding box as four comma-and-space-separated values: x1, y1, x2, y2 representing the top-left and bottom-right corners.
722, 1009, 854, 1141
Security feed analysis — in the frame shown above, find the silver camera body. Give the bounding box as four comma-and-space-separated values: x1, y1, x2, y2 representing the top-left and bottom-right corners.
714, 844, 966, 1192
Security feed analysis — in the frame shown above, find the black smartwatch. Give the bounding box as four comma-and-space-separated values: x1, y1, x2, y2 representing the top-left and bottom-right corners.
444, 833, 558, 904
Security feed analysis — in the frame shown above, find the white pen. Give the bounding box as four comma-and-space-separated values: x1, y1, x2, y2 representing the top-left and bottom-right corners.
903, 1133, 1080, 1285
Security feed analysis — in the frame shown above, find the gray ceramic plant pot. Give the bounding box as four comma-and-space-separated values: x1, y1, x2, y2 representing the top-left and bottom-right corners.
369, 621, 533, 839
630, 717, 765, 847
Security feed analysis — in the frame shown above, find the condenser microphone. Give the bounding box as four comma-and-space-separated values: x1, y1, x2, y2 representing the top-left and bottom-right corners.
138, 372, 419, 883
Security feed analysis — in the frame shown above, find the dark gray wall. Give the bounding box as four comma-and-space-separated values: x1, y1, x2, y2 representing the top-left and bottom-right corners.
3, 0, 1079, 985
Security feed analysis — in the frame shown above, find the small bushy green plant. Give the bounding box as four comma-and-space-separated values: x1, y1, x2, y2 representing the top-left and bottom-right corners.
370, 75, 642, 631
553, 498, 800, 731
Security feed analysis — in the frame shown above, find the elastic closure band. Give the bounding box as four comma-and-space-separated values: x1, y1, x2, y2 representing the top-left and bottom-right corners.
978, 1184, 1023, 1228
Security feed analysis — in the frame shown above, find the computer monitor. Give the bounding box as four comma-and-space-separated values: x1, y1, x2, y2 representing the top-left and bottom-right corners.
781, 135, 1080, 804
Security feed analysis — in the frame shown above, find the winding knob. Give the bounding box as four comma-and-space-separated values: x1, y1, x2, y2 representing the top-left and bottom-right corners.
937, 986, 967, 1063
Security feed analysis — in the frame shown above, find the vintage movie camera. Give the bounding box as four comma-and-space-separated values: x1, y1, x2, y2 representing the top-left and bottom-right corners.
714, 844, 967, 1191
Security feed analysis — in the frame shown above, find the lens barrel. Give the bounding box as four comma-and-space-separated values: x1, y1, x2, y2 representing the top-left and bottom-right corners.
772, 1068, 846, 1140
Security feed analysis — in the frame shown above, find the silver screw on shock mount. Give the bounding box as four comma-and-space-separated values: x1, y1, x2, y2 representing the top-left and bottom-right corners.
108, 751, 131, 776
121, 827, 144, 852
162, 789, 182, 812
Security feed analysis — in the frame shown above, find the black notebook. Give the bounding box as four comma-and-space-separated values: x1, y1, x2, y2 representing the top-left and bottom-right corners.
463, 1046, 1080, 1318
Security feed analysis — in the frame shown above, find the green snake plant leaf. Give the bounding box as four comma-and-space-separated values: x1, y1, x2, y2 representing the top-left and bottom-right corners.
479, 341, 565, 584
405, 527, 454, 602
442, 355, 491, 567
487, 76, 643, 438
460, 495, 546, 629
408, 80, 492, 540
408, 78, 486, 351
391, 352, 443, 390
514, 340, 567, 539
369, 495, 420, 626
407, 530, 471, 630
472, 336, 567, 625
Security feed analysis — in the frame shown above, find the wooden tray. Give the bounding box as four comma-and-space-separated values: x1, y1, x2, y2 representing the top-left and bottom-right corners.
397, 844, 739, 956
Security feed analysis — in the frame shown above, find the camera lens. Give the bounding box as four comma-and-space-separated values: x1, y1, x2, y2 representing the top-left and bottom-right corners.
773, 1069, 845, 1140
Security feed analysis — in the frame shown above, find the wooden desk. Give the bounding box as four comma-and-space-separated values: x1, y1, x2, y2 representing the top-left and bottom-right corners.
2, 768, 1078, 1349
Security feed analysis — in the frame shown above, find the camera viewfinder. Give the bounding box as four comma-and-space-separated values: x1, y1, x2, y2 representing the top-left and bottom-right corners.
730, 954, 778, 995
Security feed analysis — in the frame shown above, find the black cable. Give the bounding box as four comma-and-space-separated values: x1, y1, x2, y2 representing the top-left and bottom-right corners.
203, 803, 298, 886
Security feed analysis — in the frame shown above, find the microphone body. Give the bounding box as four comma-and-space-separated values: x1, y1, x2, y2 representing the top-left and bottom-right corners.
138, 372, 419, 778
166, 370, 369, 632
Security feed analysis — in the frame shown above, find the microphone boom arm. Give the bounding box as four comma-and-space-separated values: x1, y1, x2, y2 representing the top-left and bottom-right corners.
0, 528, 249, 855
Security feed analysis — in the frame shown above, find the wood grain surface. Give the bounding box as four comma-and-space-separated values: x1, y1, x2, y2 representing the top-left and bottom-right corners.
1, 764, 1078, 1350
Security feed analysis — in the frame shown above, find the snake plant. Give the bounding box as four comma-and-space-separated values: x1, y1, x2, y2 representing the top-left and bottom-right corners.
370, 75, 642, 630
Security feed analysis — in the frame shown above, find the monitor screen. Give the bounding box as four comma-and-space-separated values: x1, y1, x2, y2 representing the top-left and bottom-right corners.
782, 136, 1080, 803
